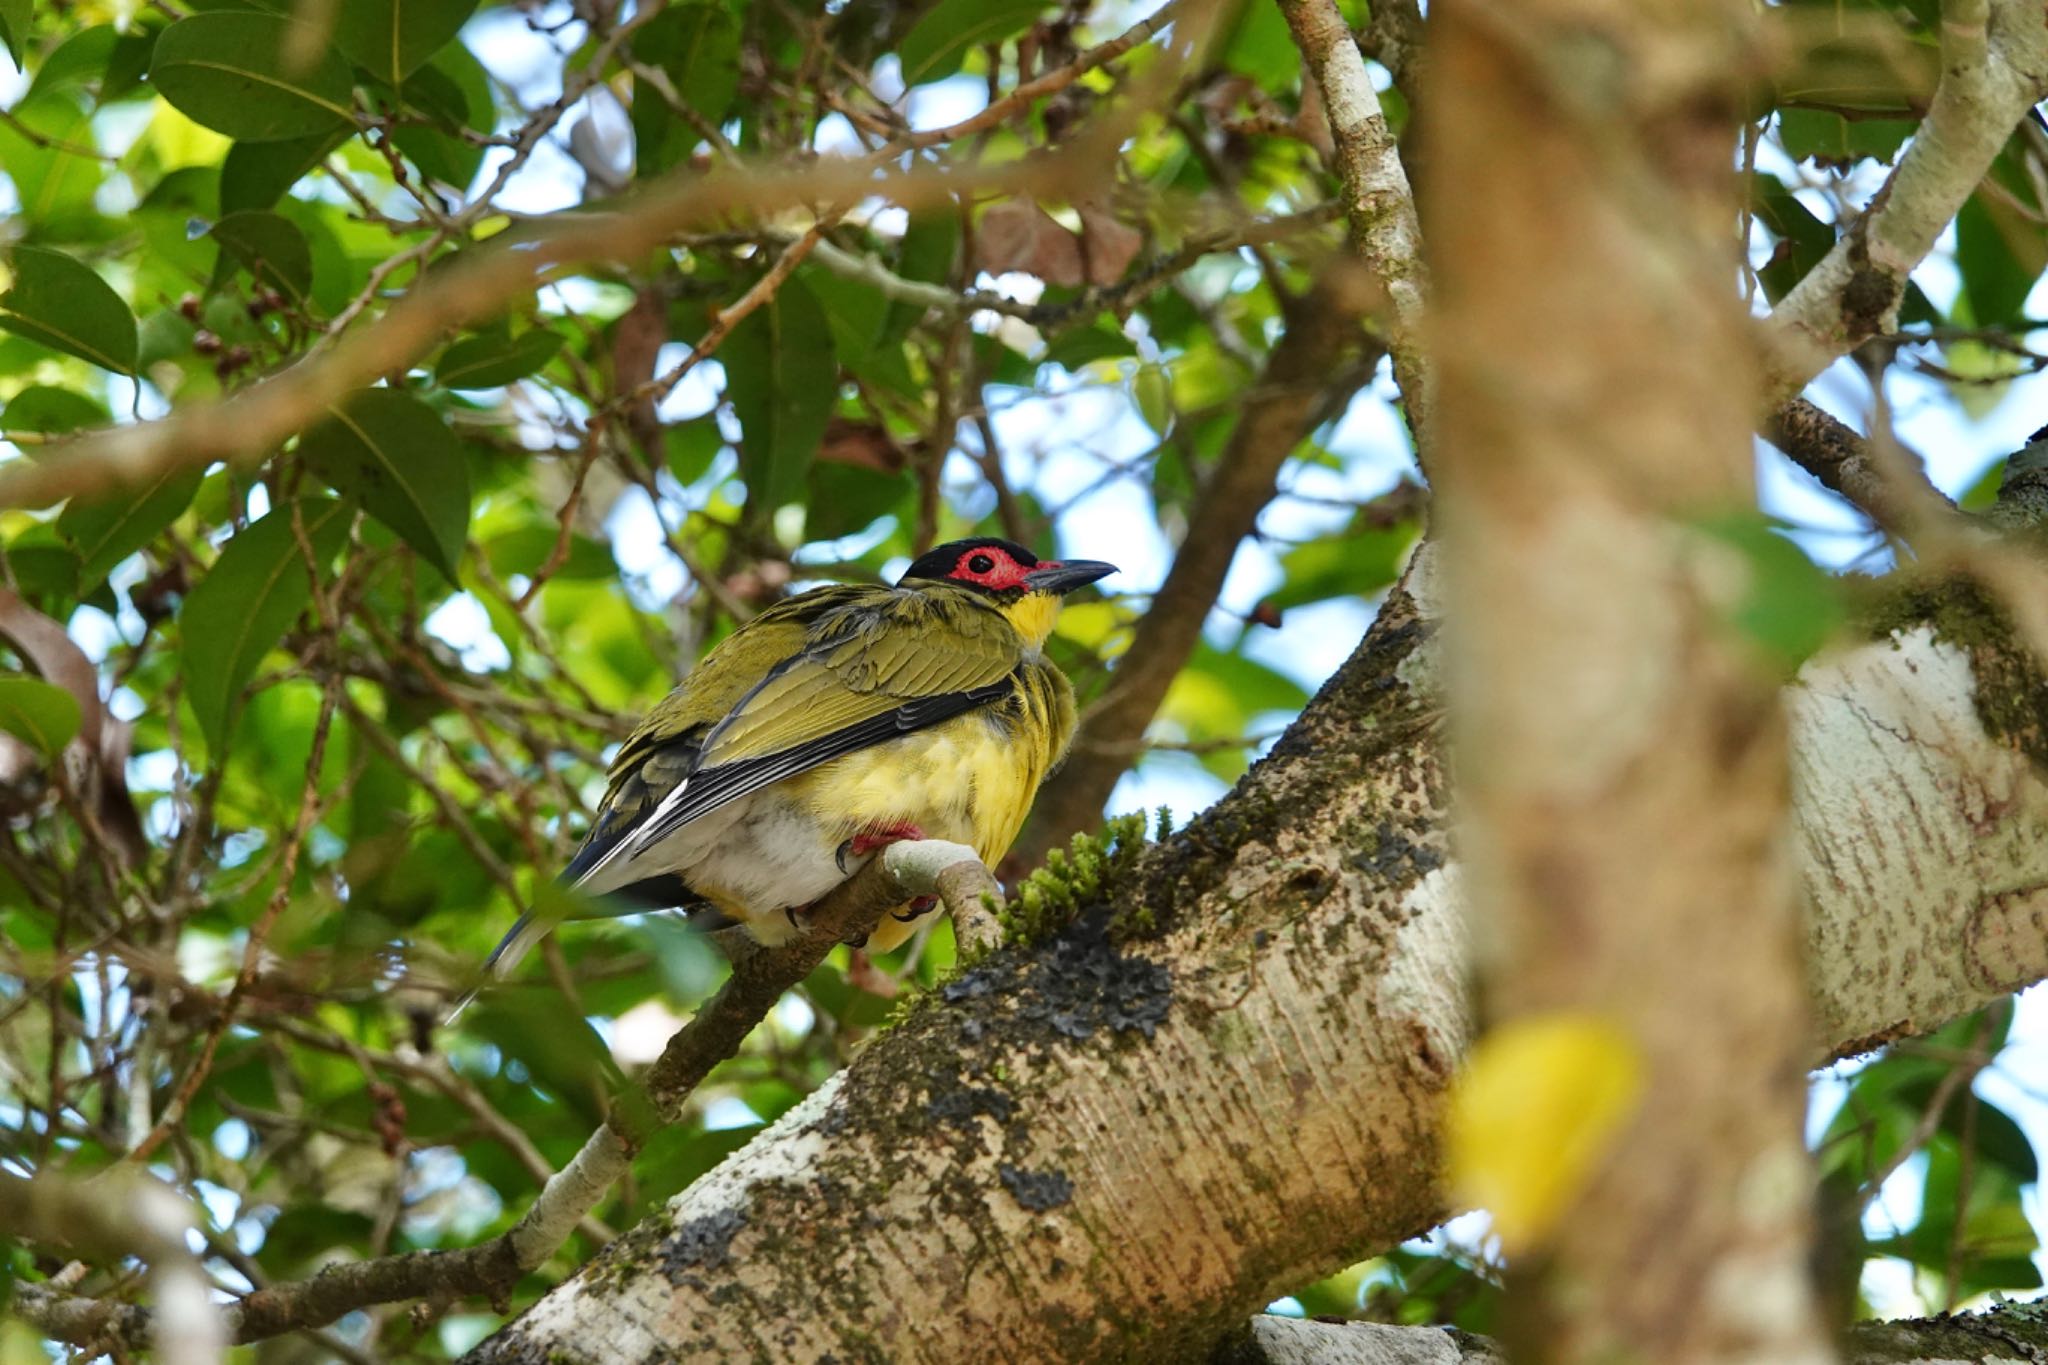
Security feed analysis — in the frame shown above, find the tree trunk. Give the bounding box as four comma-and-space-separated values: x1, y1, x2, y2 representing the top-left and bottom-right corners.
467, 547, 2048, 1363
1421, 0, 1829, 1359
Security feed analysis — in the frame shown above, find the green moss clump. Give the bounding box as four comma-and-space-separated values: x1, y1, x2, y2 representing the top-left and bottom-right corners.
996, 812, 1151, 948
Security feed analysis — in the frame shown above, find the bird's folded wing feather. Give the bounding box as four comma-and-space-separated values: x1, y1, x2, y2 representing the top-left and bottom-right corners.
569, 592, 1024, 884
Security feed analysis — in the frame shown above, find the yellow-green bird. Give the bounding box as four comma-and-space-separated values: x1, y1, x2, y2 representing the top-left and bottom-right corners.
482, 538, 1114, 981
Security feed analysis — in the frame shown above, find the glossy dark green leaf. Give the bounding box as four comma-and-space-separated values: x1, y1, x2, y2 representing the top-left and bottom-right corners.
435, 325, 564, 389
0, 245, 138, 374
59, 465, 205, 589
297, 389, 469, 579
0, 677, 82, 756
898, 0, 1046, 87
331, 0, 477, 89
210, 209, 314, 305
220, 129, 352, 213
389, 42, 492, 188
150, 12, 355, 142
181, 496, 352, 747
723, 277, 835, 517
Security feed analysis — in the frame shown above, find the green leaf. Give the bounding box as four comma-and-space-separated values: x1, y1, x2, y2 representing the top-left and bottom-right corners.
389, 42, 492, 189
1268, 514, 1419, 611
1694, 512, 1846, 676
150, 12, 355, 142
330, 0, 478, 89
898, 0, 1046, 87
0, 97, 101, 228
297, 389, 470, 579
1956, 193, 2045, 331
0, 245, 138, 375
221, 129, 352, 213
1221, 0, 1298, 90
631, 2, 740, 174
60, 466, 205, 589
0, 0, 29, 68
27, 26, 116, 100
0, 677, 82, 756
181, 496, 352, 747
723, 277, 836, 517
435, 325, 563, 389
210, 209, 314, 305
1, 385, 107, 439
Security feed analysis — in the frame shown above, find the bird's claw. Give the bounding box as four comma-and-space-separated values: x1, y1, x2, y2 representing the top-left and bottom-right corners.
891, 895, 940, 923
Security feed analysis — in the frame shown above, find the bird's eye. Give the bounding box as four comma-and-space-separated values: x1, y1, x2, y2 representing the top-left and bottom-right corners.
967, 553, 996, 574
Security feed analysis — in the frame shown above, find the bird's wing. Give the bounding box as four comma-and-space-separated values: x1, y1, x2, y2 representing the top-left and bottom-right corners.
567, 588, 1023, 888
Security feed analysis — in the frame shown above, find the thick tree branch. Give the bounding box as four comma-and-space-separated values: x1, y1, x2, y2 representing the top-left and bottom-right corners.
1014, 265, 1382, 862
1763, 0, 2048, 403
1766, 397, 1959, 535
1219, 1306, 2048, 1364
464, 502, 2048, 1358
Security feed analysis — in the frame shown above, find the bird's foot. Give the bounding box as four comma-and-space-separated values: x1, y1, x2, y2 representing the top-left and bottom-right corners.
834, 821, 926, 874
891, 895, 940, 923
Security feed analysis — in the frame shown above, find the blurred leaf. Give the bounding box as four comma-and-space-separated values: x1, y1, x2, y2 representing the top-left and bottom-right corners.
724, 277, 835, 517
1268, 513, 1419, 611
1693, 512, 1845, 676
180, 496, 352, 747
0, 677, 82, 756
437, 325, 564, 389
0, 0, 28, 67
464, 995, 625, 1128
1448, 1013, 1643, 1254
631, 2, 739, 175
899, 0, 1046, 87
298, 388, 471, 579
0, 245, 138, 375
150, 12, 355, 142
1956, 192, 2046, 331
1221, 0, 1299, 89
2, 385, 107, 439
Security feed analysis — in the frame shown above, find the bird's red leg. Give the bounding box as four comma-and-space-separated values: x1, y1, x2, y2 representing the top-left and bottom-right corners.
834, 820, 925, 874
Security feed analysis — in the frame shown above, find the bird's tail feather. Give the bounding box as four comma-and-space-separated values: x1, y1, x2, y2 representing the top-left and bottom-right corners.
443, 912, 543, 1024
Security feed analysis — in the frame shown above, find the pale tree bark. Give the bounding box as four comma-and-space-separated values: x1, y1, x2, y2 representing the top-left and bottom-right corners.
1421, 0, 1831, 1361
1220, 1305, 2048, 1364
467, 527, 2048, 1361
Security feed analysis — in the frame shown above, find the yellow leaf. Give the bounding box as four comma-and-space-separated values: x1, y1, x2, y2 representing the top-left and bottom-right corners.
1446, 1013, 1643, 1254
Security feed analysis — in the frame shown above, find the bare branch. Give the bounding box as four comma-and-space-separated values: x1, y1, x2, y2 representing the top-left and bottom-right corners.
14, 840, 1000, 1351
1276, 0, 1432, 455
1, 1170, 226, 1365
1763, 0, 2048, 402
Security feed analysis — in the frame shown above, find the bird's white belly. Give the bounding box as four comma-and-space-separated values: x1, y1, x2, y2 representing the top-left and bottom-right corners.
590, 718, 1032, 943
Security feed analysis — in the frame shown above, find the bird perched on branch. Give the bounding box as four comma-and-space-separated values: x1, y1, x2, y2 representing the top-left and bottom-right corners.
479, 538, 1115, 985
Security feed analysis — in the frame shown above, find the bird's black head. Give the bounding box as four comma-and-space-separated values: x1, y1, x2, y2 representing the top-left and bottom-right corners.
898, 538, 1116, 598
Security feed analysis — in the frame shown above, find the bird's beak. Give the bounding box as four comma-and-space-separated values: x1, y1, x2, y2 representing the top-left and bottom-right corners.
1023, 560, 1116, 595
